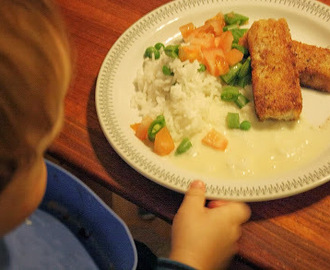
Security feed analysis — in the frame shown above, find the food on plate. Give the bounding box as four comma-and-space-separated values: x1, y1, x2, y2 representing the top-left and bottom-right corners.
178, 12, 249, 82
131, 114, 185, 156
226, 112, 240, 129
129, 11, 330, 180
226, 112, 251, 130
224, 12, 249, 26
201, 128, 228, 151
175, 138, 193, 155
154, 126, 175, 156
131, 12, 329, 159
220, 85, 250, 108
247, 18, 302, 121
148, 115, 166, 142
292, 40, 330, 93
132, 42, 225, 151
132, 115, 175, 155
131, 115, 153, 141
239, 120, 251, 131
131, 12, 252, 156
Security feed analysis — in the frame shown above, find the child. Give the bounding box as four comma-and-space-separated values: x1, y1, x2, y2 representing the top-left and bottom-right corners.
0, 1, 250, 269
0, 0, 72, 237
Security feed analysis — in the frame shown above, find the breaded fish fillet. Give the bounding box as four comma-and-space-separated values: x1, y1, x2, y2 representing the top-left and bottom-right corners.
247, 18, 302, 121
292, 40, 330, 93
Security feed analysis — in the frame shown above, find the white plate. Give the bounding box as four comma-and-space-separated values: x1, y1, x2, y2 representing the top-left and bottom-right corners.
96, 0, 330, 201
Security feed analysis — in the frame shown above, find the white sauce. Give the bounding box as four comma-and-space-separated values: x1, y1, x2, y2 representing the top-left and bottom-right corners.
170, 88, 330, 182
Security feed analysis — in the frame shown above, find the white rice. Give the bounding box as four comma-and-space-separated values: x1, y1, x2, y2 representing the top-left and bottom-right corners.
131, 51, 225, 142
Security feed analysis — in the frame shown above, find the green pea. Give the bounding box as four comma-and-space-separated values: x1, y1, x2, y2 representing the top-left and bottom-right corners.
155, 42, 165, 50
240, 120, 251, 130
164, 45, 179, 58
162, 65, 174, 76
144, 46, 160, 59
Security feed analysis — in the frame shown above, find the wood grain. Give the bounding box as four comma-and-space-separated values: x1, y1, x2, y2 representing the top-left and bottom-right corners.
50, 1, 330, 269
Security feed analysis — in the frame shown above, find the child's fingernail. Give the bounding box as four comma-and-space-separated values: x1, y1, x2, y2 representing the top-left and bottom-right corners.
190, 180, 205, 190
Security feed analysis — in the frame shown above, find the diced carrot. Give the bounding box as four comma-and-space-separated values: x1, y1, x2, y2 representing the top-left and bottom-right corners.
214, 36, 222, 48
178, 12, 243, 78
217, 31, 234, 52
179, 45, 202, 62
201, 47, 229, 76
195, 24, 215, 35
190, 32, 215, 49
215, 56, 230, 76
190, 33, 214, 48
202, 129, 228, 151
225, 48, 244, 66
130, 123, 140, 132
204, 13, 225, 36
207, 12, 225, 28
135, 115, 153, 141
154, 126, 175, 156
213, 12, 225, 21
205, 19, 223, 36
201, 47, 217, 75
179, 22, 196, 42
185, 24, 214, 43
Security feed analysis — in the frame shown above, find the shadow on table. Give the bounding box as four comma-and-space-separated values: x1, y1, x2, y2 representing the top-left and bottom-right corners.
248, 181, 329, 221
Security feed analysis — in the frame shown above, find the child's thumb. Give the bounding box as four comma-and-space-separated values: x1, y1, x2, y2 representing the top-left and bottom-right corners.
180, 180, 206, 210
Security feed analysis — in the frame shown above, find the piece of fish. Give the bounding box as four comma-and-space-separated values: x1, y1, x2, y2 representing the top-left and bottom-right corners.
293, 40, 330, 93
247, 18, 302, 121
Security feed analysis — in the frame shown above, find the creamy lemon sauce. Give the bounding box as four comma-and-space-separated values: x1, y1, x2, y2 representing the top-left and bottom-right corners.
170, 89, 330, 182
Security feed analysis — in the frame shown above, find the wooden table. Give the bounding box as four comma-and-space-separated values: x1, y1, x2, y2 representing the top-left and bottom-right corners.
49, 0, 330, 269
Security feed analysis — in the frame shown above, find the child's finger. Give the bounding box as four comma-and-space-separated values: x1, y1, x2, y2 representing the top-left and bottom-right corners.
225, 202, 251, 224
207, 200, 229, 208
212, 202, 251, 224
180, 180, 206, 210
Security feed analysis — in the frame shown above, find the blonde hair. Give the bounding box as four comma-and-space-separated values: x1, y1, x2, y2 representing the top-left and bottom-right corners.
0, 0, 72, 191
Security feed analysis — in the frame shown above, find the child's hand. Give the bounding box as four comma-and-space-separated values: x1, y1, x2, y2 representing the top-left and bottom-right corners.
169, 180, 251, 270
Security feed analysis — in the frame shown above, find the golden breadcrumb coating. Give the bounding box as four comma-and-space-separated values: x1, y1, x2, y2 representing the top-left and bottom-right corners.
247, 18, 302, 121
293, 40, 330, 93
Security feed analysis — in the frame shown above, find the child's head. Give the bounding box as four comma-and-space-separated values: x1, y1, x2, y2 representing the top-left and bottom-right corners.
0, 0, 72, 236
